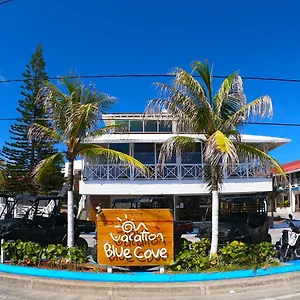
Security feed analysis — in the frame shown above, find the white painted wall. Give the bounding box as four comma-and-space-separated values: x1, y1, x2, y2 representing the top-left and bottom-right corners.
79, 178, 272, 196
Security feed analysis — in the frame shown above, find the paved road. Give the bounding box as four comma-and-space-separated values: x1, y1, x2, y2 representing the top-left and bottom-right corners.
1, 281, 300, 300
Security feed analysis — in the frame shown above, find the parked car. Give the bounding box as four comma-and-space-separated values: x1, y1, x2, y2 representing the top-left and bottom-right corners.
0, 195, 95, 247
197, 195, 271, 244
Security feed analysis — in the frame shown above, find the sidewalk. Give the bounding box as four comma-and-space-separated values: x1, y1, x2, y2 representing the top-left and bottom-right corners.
1, 271, 300, 298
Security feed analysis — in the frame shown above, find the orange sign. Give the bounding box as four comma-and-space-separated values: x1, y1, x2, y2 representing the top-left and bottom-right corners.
97, 209, 174, 266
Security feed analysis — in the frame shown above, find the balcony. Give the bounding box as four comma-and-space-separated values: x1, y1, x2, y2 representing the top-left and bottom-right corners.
82, 163, 269, 181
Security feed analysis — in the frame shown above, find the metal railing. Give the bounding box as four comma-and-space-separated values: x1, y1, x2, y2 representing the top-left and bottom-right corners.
83, 163, 269, 181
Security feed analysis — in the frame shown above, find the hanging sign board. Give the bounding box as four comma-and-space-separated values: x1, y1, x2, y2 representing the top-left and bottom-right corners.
97, 209, 174, 266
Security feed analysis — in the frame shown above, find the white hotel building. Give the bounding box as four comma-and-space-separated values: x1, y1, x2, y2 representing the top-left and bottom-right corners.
73, 113, 290, 222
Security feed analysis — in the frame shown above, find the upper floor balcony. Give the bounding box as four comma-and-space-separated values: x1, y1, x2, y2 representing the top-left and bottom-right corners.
76, 114, 290, 195
83, 162, 270, 181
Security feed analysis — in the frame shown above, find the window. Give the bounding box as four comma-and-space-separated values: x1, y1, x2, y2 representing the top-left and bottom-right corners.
134, 143, 155, 164
144, 120, 158, 132
109, 143, 130, 155
159, 121, 172, 132
115, 120, 129, 132
129, 120, 143, 132
156, 143, 176, 163
181, 144, 202, 164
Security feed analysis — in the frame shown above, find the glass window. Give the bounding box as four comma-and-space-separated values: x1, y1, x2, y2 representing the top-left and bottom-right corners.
109, 143, 129, 154
159, 121, 172, 132
134, 143, 155, 164
129, 120, 143, 132
115, 120, 129, 132
156, 143, 176, 163
144, 120, 158, 132
181, 143, 202, 164
89, 143, 108, 164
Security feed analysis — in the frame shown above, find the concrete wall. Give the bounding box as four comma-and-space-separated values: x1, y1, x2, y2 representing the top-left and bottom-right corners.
79, 178, 272, 196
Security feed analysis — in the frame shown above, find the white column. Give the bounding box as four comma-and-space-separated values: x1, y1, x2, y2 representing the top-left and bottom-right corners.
289, 175, 296, 213
173, 195, 177, 221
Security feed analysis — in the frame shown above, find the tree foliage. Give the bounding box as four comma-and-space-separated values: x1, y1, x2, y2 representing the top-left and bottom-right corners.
29, 76, 147, 247
1, 44, 64, 194
146, 60, 285, 254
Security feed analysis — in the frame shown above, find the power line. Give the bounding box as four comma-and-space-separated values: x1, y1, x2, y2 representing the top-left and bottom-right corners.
2, 74, 300, 84
0, 118, 299, 127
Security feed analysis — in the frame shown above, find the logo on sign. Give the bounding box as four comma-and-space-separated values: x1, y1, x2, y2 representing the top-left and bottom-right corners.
103, 214, 168, 262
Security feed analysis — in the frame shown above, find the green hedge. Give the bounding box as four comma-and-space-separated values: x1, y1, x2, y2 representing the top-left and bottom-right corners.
2, 240, 88, 267
173, 239, 277, 272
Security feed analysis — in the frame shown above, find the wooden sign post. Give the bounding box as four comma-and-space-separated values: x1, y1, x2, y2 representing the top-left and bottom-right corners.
97, 209, 174, 269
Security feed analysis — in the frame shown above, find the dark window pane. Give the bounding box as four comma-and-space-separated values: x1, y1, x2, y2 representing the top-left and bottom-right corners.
134, 143, 155, 164
159, 121, 172, 132
144, 120, 158, 132
156, 143, 176, 163
109, 143, 129, 154
130, 120, 143, 132
181, 144, 202, 164
115, 120, 129, 132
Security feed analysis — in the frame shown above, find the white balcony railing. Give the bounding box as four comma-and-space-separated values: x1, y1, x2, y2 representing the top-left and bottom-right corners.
83, 163, 269, 181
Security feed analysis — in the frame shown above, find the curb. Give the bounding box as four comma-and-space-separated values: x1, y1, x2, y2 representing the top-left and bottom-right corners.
2, 272, 300, 297
1, 261, 300, 282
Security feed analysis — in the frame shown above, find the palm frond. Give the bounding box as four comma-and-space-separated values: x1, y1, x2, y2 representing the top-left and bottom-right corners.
158, 136, 199, 165
222, 95, 273, 130
172, 67, 210, 109
192, 60, 213, 104
204, 130, 238, 168
237, 143, 285, 178
66, 102, 100, 139
76, 144, 148, 174
28, 123, 61, 143
32, 153, 64, 183
145, 79, 212, 133
85, 124, 128, 141
214, 73, 246, 116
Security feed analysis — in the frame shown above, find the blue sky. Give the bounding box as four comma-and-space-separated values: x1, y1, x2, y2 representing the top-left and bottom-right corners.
0, 0, 300, 164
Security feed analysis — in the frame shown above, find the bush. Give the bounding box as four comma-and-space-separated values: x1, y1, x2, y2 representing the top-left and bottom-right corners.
2, 240, 42, 265
172, 240, 276, 272
174, 238, 211, 271
2, 240, 88, 267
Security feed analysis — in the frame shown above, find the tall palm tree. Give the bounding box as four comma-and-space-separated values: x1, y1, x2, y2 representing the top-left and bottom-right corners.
29, 77, 146, 247
146, 61, 284, 255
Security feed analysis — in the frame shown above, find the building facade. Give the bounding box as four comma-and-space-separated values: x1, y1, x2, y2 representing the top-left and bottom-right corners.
273, 160, 300, 214
73, 113, 290, 223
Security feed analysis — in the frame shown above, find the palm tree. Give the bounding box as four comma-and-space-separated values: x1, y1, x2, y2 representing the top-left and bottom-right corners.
29, 77, 146, 247
146, 61, 284, 255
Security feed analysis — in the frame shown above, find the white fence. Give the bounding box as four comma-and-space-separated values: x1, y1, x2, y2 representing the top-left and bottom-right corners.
83, 163, 269, 181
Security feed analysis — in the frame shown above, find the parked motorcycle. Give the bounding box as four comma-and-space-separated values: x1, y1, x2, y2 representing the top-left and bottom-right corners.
276, 214, 300, 262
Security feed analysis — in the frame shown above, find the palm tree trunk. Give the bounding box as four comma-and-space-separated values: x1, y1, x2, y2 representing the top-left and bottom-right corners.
67, 160, 75, 247
210, 168, 219, 256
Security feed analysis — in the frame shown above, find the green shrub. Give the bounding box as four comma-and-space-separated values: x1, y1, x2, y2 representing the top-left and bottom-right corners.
68, 246, 89, 267
2, 240, 88, 267
174, 238, 211, 271
41, 244, 69, 268
2, 240, 42, 265
248, 242, 275, 265
172, 239, 277, 272
218, 241, 249, 266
